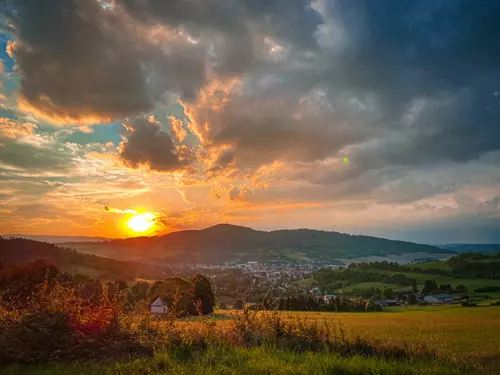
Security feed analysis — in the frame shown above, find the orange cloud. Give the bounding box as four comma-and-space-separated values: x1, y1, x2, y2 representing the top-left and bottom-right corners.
5, 41, 17, 59
0, 118, 38, 139
18, 97, 113, 125
104, 206, 138, 214
180, 77, 241, 143
169, 115, 187, 142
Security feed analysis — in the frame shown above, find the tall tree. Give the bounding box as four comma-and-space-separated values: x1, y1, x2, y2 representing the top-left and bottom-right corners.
423, 280, 438, 295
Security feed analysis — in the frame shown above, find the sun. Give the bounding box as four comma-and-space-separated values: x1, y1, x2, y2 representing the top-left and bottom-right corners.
127, 213, 156, 233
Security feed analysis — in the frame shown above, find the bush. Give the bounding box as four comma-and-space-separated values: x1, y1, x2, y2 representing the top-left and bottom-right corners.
234, 299, 245, 309
460, 301, 478, 307
474, 286, 500, 293
0, 311, 151, 365
490, 301, 500, 306
0, 311, 74, 364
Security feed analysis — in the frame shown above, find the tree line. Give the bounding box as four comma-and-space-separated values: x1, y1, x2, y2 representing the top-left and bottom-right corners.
0, 260, 215, 316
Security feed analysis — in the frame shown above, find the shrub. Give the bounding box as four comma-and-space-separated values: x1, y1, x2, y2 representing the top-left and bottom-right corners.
234, 299, 245, 309
474, 286, 500, 293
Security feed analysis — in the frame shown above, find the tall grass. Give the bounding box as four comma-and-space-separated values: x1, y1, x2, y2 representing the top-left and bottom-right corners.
0, 281, 490, 374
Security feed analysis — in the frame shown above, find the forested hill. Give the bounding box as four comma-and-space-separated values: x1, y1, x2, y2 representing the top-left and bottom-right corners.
0, 238, 170, 280
64, 224, 452, 263
436, 244, 500, 253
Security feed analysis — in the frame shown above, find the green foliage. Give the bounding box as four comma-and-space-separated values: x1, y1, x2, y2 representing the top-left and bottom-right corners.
423, 280, 439, 295
454, 284, 467, 293
131, 281, 150, 301
2, 346, 480, 375
189, 274, 215, 315
474, 286, 500, 293
439, 284, 453, 294
382, 288, 394, 299
313, 268, 417, 291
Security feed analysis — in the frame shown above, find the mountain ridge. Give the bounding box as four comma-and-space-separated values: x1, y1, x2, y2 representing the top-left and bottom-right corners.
63, 224, 454, 263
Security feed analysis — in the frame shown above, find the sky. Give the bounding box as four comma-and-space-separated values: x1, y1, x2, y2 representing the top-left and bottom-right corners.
0, 0, 499, 243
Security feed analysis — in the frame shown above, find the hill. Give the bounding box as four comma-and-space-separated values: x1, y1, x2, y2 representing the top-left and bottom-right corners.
64, 224, 452, 263
0, 237, 170, 280
436, 243, 500, 253
0, 234, 110, 243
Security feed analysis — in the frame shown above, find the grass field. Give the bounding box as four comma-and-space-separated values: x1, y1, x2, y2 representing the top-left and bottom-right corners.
3, 347, 478, 375
339, 281, 397, 292
282, 305, 500, 362
5, 305, 499, 375
295, 277, 314, 287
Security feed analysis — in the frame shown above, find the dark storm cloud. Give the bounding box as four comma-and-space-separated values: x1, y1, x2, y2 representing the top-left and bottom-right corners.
122, 0, 322, 53
3, 0, 500, 185
177, 0, 500, 178
119, 117, 186, 172
5, 0, 206, 123
317, 0, 500, 164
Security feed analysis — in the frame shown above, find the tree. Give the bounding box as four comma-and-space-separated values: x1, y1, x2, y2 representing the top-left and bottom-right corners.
407, 294, 418, 305
190, 274, 215, 315
411, 279, 418, 293
439, 284, 453, 294
455, 284, 468, 293
147, 281, 165, 302
131, 281, 150, 301
382, 288, 394, 299
423, 280, 438, 295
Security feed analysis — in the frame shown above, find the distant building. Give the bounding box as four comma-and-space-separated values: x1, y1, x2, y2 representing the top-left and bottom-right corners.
424, 294, 454, 304
151, 297, 168, 314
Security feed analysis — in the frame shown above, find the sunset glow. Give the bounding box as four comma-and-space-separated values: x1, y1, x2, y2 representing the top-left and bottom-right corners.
0, 0, 498, 244
126, 213, 156, 234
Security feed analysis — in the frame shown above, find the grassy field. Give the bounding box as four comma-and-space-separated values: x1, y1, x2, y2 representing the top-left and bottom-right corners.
295, 277, 314, 287
3, 347, 478, 375
339, 281, 397, 292
4, 305, 499, 375
282, 305, 500, 361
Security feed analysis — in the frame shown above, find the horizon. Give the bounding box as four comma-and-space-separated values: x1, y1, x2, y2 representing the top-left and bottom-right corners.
1, 1, 499, 243
2, 222, 500, 246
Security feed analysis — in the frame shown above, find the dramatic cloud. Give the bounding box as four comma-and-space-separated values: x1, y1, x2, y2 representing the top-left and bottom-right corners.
5, 0, 207, 124
119, 117, 189, 172
1, 0, 500, 241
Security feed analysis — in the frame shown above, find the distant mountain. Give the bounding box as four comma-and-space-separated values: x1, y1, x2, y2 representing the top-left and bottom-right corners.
436, 244, 500, 253
1, 234, 110, 243
64, 224, 453, 263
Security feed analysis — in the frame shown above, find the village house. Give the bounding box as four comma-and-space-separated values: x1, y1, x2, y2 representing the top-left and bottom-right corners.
151, 297, 168, 314
424, 294, 454, 304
